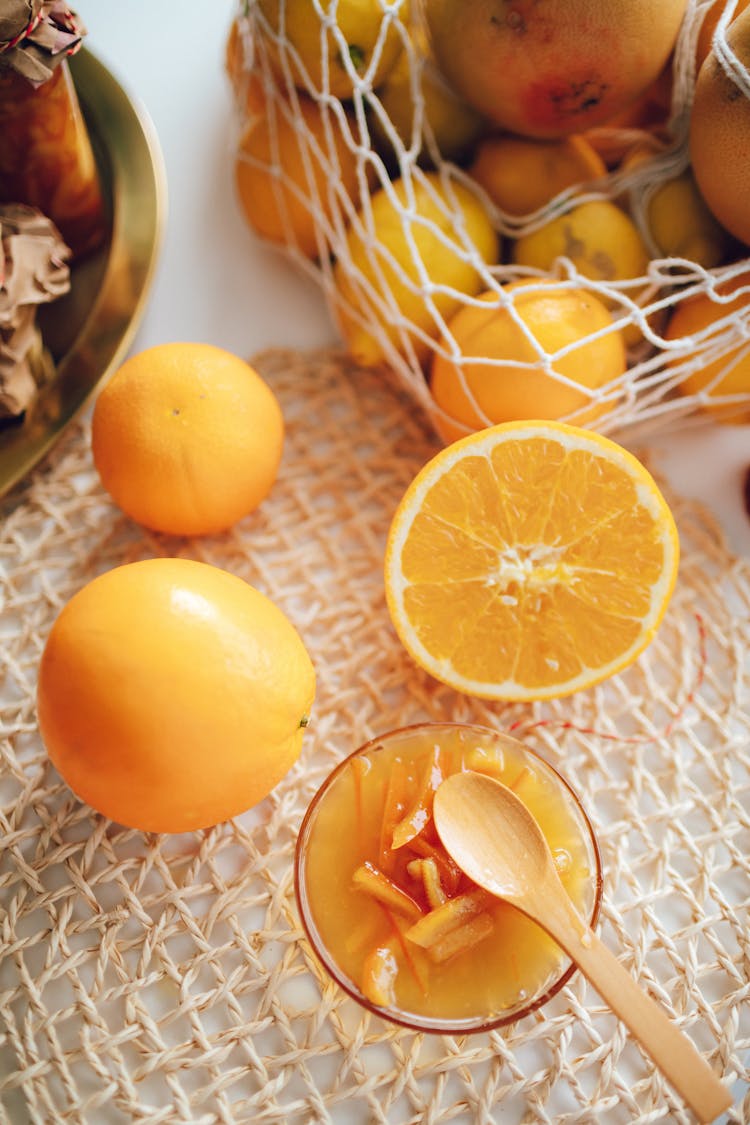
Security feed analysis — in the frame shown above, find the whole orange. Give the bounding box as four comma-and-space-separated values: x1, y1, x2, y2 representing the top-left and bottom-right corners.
234, 90, 362, 260
468, 134, 605, 217
665, 272, 750, 423
91, 343, 284, 537
36, 558, 316, 833
429, 281, 626, 441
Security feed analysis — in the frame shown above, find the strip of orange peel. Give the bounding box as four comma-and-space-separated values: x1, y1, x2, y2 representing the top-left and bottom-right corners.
391, 745, 443, 850
405, 888, 491, 949
352, 861, 423, 923
378, 758, 408, 872
407, 856, 447, 909
426, 912, 495, 964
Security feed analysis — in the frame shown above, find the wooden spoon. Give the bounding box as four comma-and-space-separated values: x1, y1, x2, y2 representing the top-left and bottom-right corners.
433, 770, 732, 1124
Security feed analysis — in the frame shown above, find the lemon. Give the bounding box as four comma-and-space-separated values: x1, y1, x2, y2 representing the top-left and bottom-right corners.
257, 0, 408, 99
333, 171, 499, 367
622, 147, 730, 269
512, 200, 652, 346
645, 171, 731, 267
369, 26, 485, 166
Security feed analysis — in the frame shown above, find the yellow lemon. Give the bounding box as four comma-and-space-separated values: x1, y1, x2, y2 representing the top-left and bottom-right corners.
622, 147, 730, 269
370, 26, 485, 166
257, 0, 408, 99
333, 171, 499, 367
512, 200, 652, 345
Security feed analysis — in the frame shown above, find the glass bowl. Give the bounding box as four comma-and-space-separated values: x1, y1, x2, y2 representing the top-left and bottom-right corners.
294, 721, 602, 1035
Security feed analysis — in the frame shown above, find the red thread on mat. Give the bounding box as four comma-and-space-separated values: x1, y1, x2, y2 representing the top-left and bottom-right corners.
505, 611, 708, 746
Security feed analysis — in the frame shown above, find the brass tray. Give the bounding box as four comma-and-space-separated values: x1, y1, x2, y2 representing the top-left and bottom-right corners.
0, 47, 166, 498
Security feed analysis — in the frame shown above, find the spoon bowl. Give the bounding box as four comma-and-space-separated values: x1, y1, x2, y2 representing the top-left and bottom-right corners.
433, 770, 732, 1124
434, 770, 553, 899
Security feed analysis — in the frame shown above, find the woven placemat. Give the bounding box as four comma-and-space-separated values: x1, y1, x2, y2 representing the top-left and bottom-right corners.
0, 347, 748, 1124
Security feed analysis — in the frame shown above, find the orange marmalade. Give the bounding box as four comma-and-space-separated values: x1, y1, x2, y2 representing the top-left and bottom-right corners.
295, 722, 601, 1032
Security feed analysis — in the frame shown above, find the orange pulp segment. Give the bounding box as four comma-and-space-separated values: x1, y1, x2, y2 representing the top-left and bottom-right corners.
384, 420, 680, 701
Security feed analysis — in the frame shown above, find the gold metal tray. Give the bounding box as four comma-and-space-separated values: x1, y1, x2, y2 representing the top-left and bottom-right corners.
0, 47, 166, 498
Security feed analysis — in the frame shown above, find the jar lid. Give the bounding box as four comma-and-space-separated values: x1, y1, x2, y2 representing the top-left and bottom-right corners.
0, 1, 86, 84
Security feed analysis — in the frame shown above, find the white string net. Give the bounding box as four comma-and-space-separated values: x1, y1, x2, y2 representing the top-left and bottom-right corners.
229, 0, 750, 443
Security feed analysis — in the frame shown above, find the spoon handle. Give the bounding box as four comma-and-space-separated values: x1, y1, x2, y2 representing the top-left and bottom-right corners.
546, 897, 732, 1123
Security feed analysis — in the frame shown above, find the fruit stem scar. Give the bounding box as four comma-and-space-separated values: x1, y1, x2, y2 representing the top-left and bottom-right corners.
299, 714, 310, 728
346, 44, 365, 71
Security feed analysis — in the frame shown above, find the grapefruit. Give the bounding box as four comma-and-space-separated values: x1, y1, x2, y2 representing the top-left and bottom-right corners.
423, 0, 688, 138
690, 3, 750, 247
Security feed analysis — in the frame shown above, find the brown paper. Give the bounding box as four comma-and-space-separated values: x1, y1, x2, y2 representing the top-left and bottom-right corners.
0, 1, 86, 85
0, 202, 70, 418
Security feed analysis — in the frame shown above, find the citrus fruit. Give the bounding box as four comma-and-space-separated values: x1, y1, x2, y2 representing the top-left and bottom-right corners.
37, 558, 316, 833
591, 61, 673, 132
423, 0, 687, 137
511, 199, 652, 345
234, 90, 362, 260
512, 199, 649, 294
645, 171, 731, 267
225, 19, 267, 120
696, 0, 750, 68
384, 420, 679, 701
429, 281, 626, 442
665, 272, 750, 423
468, 134, 605, 217
622, 149, 730, 269
91, 343, 284, 537
690, 4, 750, 247
225, 16, 246, 92
257, 0, 407, 100
369, 26, 485, 167
333, 171, 499, 367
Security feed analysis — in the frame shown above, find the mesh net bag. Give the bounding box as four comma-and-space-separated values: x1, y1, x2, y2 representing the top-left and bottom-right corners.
228, 0, 750, 443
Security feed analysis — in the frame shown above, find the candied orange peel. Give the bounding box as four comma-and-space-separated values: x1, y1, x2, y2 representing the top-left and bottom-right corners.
352, 861, 422, 922
350, 742, 515, 1003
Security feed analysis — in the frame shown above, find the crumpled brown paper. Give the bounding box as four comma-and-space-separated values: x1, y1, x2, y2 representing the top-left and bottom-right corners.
0, 203, 70, 418
0, 1, 86, 85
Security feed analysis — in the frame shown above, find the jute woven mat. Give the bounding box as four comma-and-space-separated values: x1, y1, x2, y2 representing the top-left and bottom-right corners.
0, 348, 748, 1124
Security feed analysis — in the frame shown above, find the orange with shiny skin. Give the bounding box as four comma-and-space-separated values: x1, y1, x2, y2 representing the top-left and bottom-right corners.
37, 559, 316, 833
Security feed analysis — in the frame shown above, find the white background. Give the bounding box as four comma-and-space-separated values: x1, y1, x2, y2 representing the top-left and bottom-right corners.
86, 0, 750, 557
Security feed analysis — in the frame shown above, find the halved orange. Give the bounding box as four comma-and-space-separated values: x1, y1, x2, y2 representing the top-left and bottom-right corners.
384, 421, 680, 701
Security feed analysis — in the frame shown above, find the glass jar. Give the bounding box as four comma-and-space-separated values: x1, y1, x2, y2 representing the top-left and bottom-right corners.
0, 7, 105, 258
295, 721, 602, 1034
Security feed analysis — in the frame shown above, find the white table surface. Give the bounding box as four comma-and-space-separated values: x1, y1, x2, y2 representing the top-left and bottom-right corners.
85, 0, 750, 559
